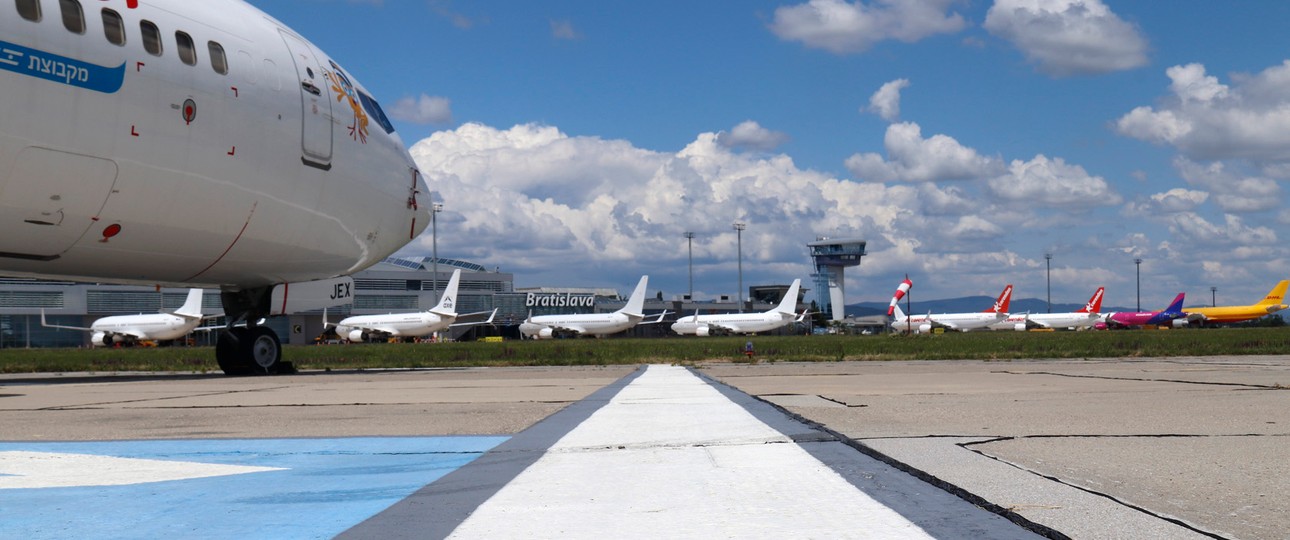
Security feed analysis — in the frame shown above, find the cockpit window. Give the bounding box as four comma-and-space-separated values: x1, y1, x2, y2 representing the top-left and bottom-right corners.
16, 0, 41, 22
60, 0, 84, 34
358, 91, 395, 134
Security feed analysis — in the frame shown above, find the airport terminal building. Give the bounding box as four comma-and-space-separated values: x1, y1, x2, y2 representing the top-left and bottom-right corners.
0, 257, 808, 347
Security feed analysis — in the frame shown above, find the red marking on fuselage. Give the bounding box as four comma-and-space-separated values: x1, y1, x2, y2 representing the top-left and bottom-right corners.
231, 86, 239, 97
183, 202, 257, 282
228, 146, 236, 156
136, 61, 144, 72
131, 125, 139, 136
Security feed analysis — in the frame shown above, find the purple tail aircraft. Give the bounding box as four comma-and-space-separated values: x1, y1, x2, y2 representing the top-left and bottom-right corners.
1102, 293, 1187, 328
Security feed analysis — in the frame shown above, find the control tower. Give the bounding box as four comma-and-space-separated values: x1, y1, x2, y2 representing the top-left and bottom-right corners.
808, 238, 867, 321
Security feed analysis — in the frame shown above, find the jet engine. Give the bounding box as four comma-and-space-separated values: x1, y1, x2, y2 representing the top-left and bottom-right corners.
918, 323, 932, 334
347, 329, 369, 342
695, 326, 711, 337
90, 331, 114, 346
1014, 323, 1028, 332
537, 328, 555, 339
1172, 319, 1191, 329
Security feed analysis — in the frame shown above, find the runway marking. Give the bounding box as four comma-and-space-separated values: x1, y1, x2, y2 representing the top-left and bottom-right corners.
447, 364, 935, 538
0, 451, 284, 489
0, 436, 506, 539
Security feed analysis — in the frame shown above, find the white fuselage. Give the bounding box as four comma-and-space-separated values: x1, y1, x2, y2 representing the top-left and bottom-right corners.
671, 312, 794, 336
90, 313, 201, 343
335, 312, 452, 341
0, 0, 430, 289
892, 312, 1004, 332
1025, 312, 1099, 330
519, 313, 638, 338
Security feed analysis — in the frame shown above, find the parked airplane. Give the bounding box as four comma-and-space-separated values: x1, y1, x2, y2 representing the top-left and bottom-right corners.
671, 279, 803, 336
1102, 293, 1187, 328
990, 287, 1105, 331
519, 276, 665, 339
1183, 280, 1289, 325
325, 270, 492, 342
890, 284, 1012, 333
41, 288, 210, 345
1, 0, 431, 373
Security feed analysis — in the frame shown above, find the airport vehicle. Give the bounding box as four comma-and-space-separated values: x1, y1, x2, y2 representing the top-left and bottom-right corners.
989, 287, 1104, 331
890, 284, 1012, 333
671, 279, 803, 336
1103, 293, 1187, 328
519, 275, 664, 339
0, 0, 431, 373
326, 270, 493, 342
40, 288, 211, 345
1183, 280, 1289, 325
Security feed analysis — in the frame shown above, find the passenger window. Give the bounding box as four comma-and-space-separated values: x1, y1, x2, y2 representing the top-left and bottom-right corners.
175, 31, 196, 66
101, 8, 125, 46
59, 0, 84, 34
207, 41, 228, 75
16, 0, 41, 21
140, 20, 162, 56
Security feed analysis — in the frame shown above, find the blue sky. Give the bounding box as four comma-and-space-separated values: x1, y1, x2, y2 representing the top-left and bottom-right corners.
254, 0, 1290, 308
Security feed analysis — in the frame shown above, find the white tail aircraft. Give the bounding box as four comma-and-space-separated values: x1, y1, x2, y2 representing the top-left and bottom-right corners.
324, 270, 493, 342
990, 287, 1104, 331
890, 284, 1012, 333
671, 279, 802, 336
41, 288, 210, 346
1, 1, 431, 373
518, 275, 663, 339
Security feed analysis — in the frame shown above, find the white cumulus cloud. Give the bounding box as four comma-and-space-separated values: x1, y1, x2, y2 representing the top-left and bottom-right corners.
867, 79, 910, 121
715, 121, 790, 151
845, 122, 1005, 182
770, 0, 966, 55
1117, 61, 1290, 163
986, 155, 1122, 208
984, 0, 1148, 77
1174, 157, 1281, 213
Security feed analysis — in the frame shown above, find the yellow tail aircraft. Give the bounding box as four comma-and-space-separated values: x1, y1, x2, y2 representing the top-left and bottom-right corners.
1185, 280, 1289, 324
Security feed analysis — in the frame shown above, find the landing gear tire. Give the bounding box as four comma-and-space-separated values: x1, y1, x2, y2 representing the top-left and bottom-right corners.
216, 327, 292, 375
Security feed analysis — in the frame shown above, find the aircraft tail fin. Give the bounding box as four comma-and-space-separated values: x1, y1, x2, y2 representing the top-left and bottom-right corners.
986, 285, 1013, 313
173, 289, 205, 318
774, 279, 802, 315
890, 303, 907, 320
1164, 292, 1186, 314
429, 269, 462, 317
1258, 280, 1289, 305
618, 275, 649, 317
1077, 287, 1106, 313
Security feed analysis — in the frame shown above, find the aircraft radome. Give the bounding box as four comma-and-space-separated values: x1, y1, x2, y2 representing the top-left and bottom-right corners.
0, 0, 431, 373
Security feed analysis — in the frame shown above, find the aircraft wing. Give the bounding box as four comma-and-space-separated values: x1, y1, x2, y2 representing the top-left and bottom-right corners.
638, 311, 673, 325
547, 324, 589, 335
39, 309, 92, 332
703, 322, 742, 334
450, 308, 497, 328
1186, 312, 1207, 323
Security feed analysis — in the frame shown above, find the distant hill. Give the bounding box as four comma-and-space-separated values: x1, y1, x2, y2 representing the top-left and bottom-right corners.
846, 296, 1135, 317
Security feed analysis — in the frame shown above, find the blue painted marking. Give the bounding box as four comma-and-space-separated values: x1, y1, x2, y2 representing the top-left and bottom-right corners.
0, 40, 126, 93
0, 436, 507, 539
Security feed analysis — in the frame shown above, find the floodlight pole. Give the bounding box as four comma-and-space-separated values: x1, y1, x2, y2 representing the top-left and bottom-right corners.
1211, 286, 1217, 307
734, 222, 746, 312
1045, 253, 1052, 313
431, 202, 443, 304
1134, 258, 1142, 311
684, 232, 695, 300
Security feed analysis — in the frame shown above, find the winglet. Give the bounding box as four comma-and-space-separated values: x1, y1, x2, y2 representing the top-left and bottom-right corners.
1077, 287, 1105, 314
774, 279, 802, 315
618, 275, 649, 318
429, 269, 461, 317
986, 284, 1013, 313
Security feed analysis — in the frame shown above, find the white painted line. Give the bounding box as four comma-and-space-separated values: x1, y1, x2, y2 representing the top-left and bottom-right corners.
448, 365, 934, 538
0, 451, 285, 489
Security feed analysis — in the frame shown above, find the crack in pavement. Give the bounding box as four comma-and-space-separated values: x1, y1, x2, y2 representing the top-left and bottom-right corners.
995, 370, 1288, 390
959, 435, 1239, 540
33, 386, 296, 410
